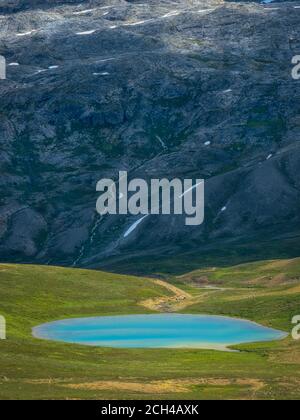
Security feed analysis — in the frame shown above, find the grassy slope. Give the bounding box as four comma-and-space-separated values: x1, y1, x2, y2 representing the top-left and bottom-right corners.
0, 261, 300, 400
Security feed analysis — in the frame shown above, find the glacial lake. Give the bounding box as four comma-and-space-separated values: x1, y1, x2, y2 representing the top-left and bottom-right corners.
32, 314, 287, 351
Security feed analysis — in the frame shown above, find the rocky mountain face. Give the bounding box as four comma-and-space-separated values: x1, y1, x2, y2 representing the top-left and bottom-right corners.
0, 0, 83, 13
0, 0, 300, 272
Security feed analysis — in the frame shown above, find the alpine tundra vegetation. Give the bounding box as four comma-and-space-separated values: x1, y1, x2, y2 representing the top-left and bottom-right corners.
0, 260, 300, 400
1, 0, 300, 402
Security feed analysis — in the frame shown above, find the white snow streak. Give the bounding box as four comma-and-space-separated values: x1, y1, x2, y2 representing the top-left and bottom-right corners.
161, 11, 181, 19
180, 181, 204, 198
76, 30, 96, 35
124, 215, 149, 238
156, 135, 167, 150
194, 8, 217, 14
16, 30, 37, 37
93, 72, 110, 76
73, 9, 97, 15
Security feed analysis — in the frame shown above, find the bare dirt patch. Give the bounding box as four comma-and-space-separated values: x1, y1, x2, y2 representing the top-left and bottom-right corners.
61, 377, 265, 396
140, 279, 192, 312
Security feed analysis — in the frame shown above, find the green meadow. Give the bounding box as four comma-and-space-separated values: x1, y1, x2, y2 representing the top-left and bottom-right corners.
0, 259, 300, 400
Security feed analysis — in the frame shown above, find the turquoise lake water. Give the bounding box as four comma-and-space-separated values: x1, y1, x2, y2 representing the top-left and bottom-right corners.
32, 314, 287, 351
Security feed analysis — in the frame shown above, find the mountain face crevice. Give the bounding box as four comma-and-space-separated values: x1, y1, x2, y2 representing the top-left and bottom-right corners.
0, 0, 300, 271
